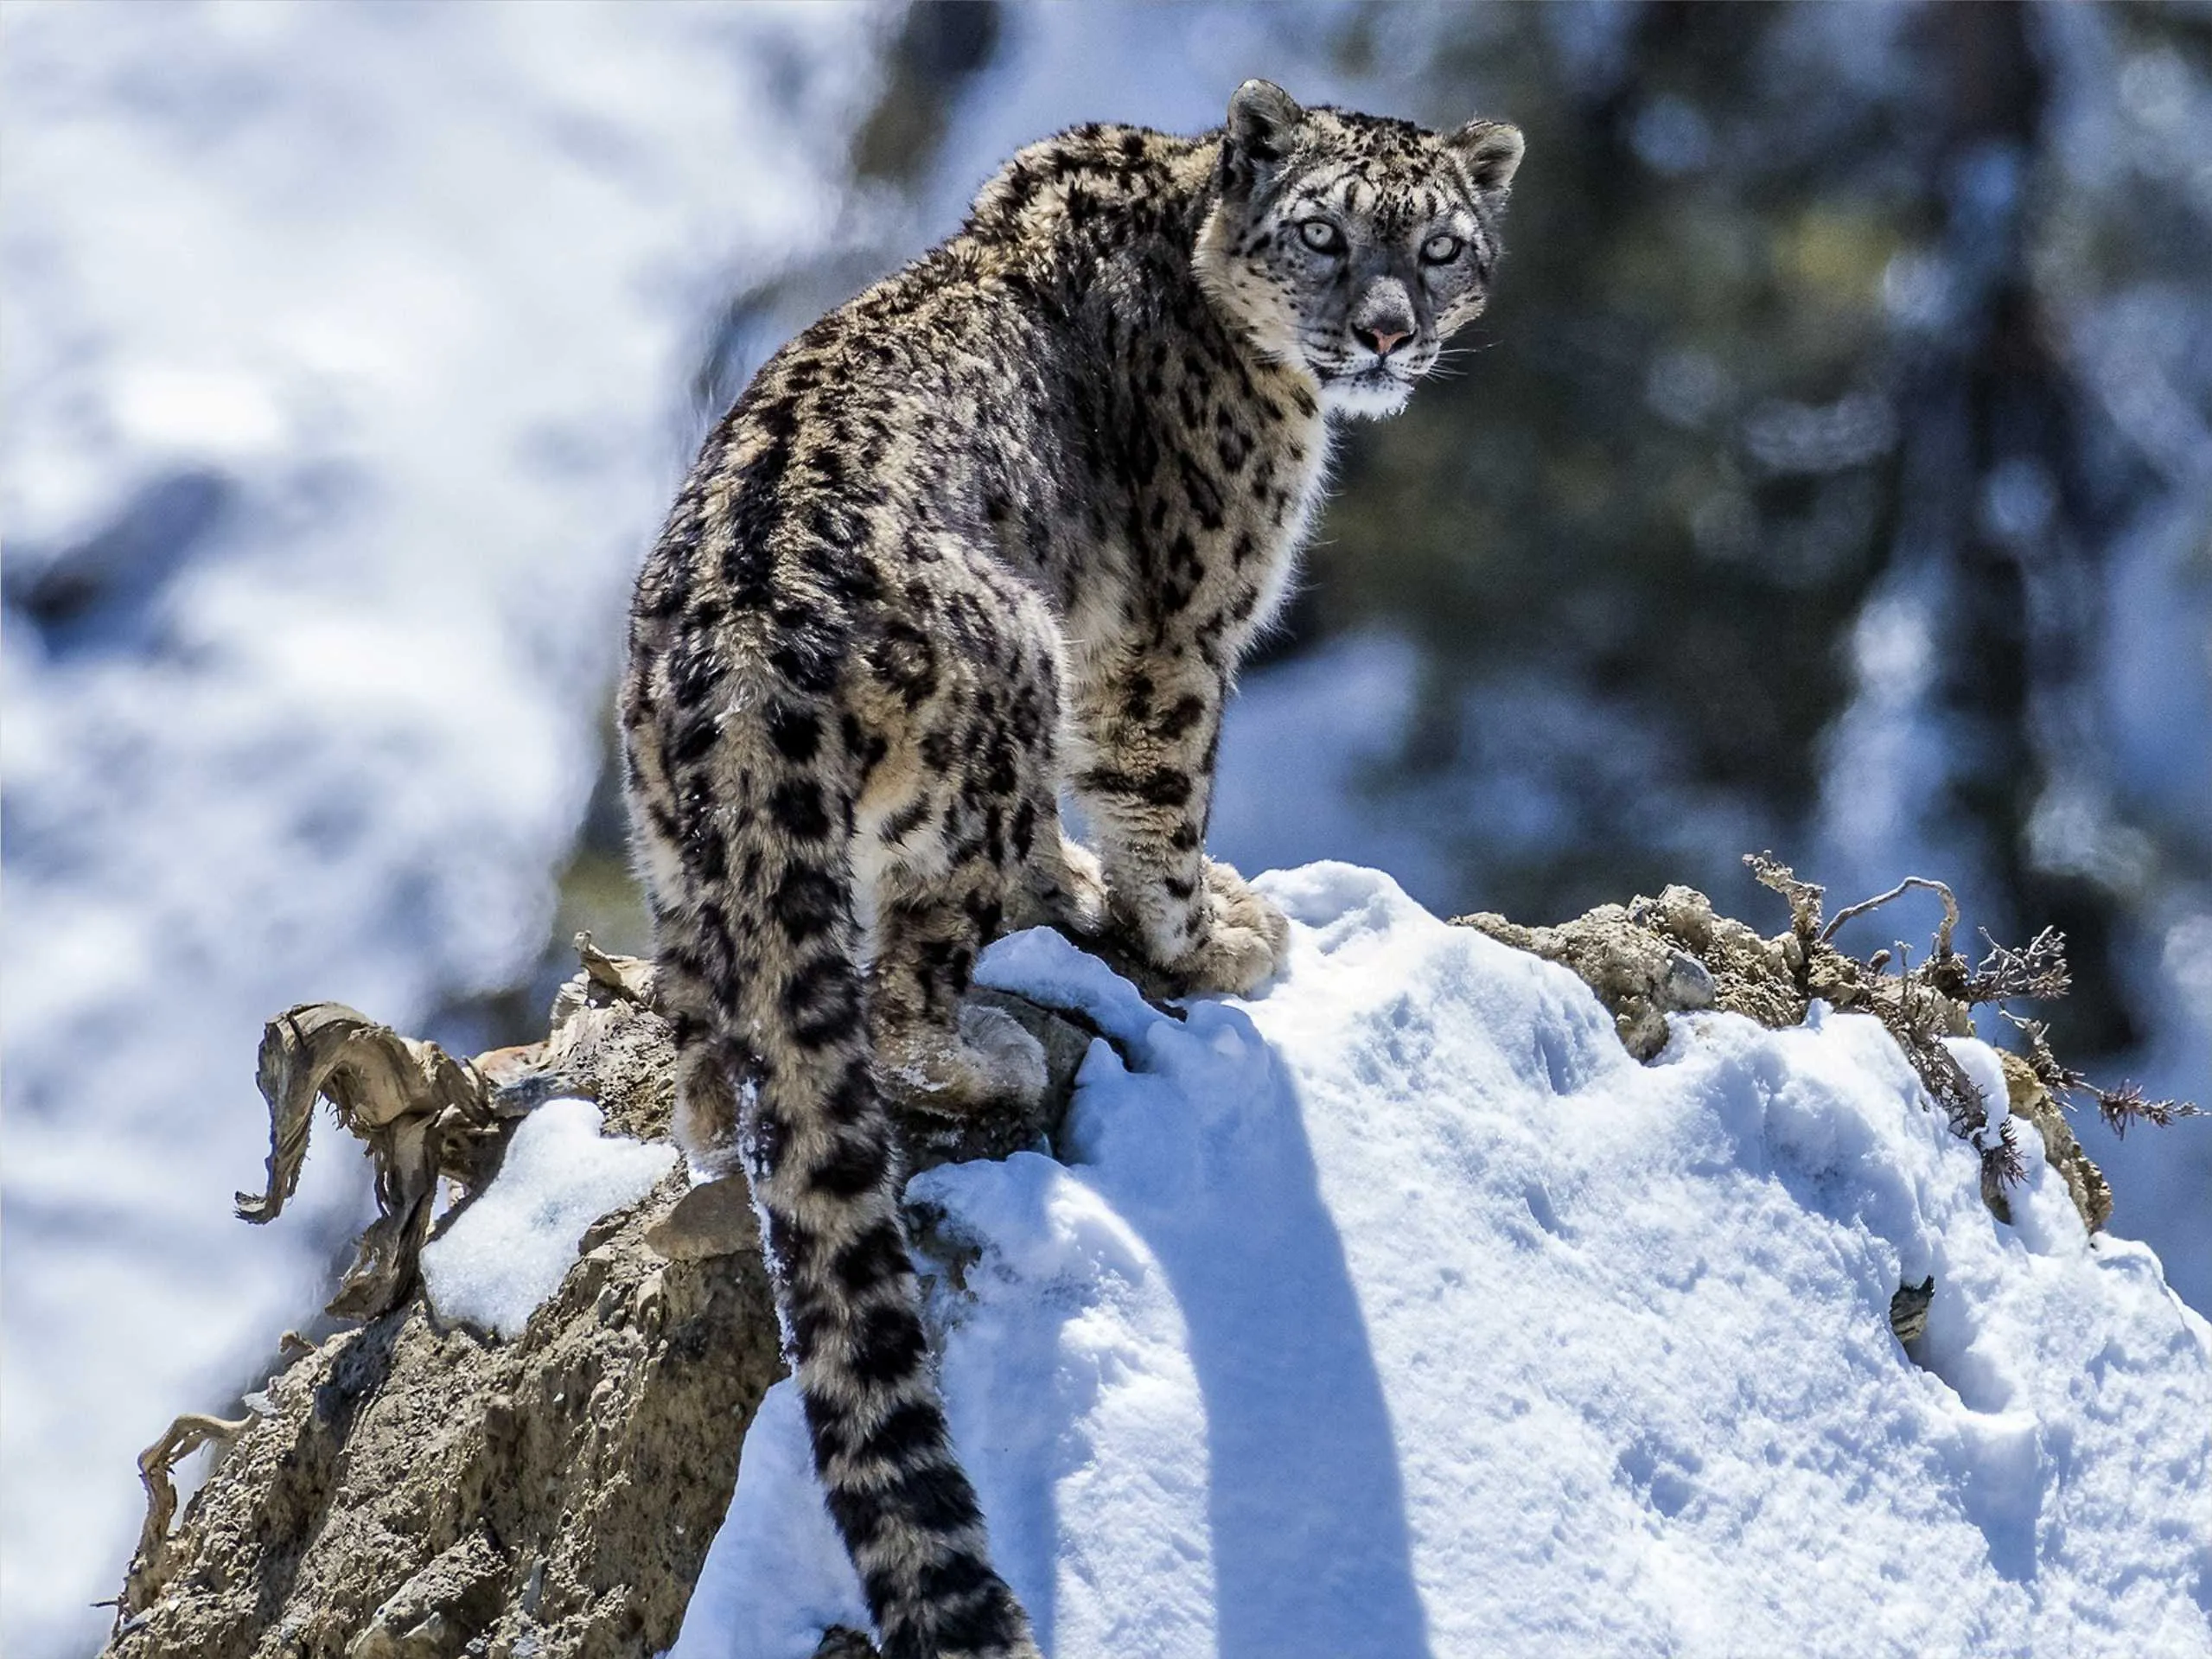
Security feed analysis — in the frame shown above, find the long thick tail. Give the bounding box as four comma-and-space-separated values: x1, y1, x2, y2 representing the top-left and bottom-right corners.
629, 636, 1036, 1658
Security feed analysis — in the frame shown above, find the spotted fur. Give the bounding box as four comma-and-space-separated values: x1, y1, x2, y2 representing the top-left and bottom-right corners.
620, 81, 1520, 1659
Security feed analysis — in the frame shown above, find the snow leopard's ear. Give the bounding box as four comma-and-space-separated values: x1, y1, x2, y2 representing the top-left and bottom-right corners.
1446, 118, 1524, 199
1221, 79, 1304, 196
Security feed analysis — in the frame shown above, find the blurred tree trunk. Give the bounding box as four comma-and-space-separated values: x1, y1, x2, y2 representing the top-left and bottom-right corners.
1901, 0, 2139, 1050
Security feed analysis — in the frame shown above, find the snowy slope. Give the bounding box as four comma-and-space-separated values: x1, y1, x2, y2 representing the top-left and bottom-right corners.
0, 9, 883, 1655
677, 865, 2212, 1659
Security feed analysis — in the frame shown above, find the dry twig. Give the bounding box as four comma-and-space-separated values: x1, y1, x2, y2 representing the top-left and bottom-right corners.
1746, 854, 2196, 1196
1820, 875, 1960, 960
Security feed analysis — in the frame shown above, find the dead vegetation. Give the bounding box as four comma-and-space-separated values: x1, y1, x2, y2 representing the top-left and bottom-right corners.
1741, 852, 2197, 1208
1459, 853, 2196, 1237
234, 939, 671, 1324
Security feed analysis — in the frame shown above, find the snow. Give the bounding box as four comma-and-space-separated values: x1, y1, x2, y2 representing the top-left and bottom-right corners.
418, 1098, 674, 1341
0, 8, 883, 1654
677, 864, 2212, 1659
973, 927, 1164, 1041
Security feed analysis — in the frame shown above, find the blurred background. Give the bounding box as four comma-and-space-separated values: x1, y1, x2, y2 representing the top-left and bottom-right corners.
4, 3, 2206, 1654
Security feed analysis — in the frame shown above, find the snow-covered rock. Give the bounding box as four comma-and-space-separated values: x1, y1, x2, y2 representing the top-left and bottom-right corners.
680, 864, 2212, 1659
419, 1098, 675, 1341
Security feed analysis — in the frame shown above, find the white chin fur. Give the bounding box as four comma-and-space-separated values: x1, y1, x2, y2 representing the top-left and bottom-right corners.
1318, 373, 1415, 421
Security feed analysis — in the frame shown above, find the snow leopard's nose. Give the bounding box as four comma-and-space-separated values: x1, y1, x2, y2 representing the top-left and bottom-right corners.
1355, 323, 1412, 357
1350, 276, 1417, 359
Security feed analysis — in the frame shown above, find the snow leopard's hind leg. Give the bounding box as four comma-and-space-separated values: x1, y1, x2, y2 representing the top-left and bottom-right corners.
653, 950, 755, 1178
868, 849, 1048, 1113
860, 570, 1081, 1117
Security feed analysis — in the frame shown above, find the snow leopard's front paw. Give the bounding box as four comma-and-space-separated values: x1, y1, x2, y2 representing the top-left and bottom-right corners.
1162, 858, 1291, 997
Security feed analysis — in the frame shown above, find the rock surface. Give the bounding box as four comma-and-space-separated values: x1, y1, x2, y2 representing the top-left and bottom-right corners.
1455, 883, 1801, 1059
105, 946, 1092, 1659
108, 960, 773, 1659
103, 882, 2134, 1659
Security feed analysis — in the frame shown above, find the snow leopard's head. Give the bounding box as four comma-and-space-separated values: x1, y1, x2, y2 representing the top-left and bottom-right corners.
1196, 80, 1523, 420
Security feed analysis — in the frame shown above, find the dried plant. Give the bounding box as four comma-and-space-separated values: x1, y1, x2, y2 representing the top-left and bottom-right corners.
1743, 852, 2198, 1189
1992, 1007, 2201, 1140
1961, 928, 2071, 1005
1745, 850, 1826, 941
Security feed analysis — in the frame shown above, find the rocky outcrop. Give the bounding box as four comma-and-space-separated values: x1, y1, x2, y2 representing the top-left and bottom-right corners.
1453, 882, 1803, 1059
1455, 860, 2141, 1235
105, 871, 2162, 1659
105, 942, 1097, 1659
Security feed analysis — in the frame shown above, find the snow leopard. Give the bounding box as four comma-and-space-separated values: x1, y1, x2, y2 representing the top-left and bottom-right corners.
620, 80, 1522, 1659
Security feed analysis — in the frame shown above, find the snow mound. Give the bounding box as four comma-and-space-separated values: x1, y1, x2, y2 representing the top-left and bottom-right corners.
678, 863, 2212, 1659
420, 1098, 674, 1340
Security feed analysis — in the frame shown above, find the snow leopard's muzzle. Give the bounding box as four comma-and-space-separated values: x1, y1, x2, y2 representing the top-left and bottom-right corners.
1306, 270, 1439, 414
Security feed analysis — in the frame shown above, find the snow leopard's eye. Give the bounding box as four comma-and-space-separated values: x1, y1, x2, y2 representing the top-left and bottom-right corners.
1298, 220, 1346, 255
1420, 233, 1464, 265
